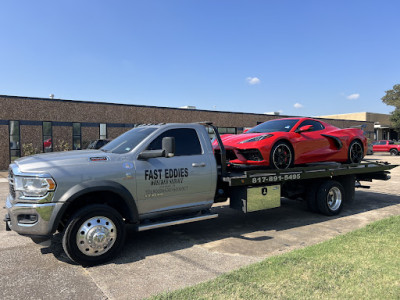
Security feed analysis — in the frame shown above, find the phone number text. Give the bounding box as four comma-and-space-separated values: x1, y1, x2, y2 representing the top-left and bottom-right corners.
251, 173, 301, 184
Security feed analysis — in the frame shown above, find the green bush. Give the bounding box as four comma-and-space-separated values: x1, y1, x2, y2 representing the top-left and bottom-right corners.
22, 143, 40, 157
54, 140, 71, 152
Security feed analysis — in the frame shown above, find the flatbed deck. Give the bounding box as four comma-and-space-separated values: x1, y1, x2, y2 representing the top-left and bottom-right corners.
222, 161, 397, 187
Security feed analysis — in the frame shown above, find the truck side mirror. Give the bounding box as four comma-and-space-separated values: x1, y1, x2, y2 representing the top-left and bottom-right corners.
162, 137, 175, 158
138, 149, 165, 160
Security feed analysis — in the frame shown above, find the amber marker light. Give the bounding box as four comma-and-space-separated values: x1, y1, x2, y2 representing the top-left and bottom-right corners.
46, 178, 56, 191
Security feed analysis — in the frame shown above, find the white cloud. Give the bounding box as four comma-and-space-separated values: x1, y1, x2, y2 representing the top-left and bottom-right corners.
246, 77, 260, 85
346, 93, 360, 100
294, 102, 303, 109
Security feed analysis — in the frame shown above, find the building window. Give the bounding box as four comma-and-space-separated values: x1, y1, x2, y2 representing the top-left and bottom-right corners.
100, 124, 107, 140
9, 121, 20, 162
206, 126, 216, 140
206, 126, 237, 139
217, 127, 237, 134
73, 123, 81, 150
43, 121, 52, 152
100, 123, 107, 139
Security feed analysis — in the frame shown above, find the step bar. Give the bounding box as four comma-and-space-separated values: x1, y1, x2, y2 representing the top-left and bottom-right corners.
138, 213, 218, 232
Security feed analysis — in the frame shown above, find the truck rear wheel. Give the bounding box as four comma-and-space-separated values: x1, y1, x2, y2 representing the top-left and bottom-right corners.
316, 181, 345, 216
62, 204, 126, 266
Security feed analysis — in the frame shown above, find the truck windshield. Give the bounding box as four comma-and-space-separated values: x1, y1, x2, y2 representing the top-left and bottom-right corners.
247, 119, 300, 133
100, 127, 157, 154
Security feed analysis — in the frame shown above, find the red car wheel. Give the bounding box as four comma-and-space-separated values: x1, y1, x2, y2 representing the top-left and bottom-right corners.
348, 140, 364, 163
270, 141, 294, 169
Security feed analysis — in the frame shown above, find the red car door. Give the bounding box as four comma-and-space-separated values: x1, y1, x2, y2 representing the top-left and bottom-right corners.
373, 141, 387, 152
292, 120, 332, 164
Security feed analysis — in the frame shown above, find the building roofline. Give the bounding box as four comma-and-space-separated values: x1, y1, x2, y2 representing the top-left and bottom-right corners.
0, 94, 295, 117
319, 112, 391, 117
0, 94, 375, 125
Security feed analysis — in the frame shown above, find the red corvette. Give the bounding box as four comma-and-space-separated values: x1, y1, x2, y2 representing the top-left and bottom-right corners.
213, 117, 367, 169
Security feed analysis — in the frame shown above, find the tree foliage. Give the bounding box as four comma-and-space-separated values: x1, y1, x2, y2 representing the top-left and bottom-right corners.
390, 108, 400, 132
382, 84, 400, 132
382, 84, 400, 107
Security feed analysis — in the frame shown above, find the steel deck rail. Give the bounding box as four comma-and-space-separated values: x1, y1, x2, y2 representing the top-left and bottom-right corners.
222, 161, 398, 187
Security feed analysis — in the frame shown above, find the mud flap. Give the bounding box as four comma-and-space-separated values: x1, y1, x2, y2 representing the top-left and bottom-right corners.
4, 214, 11, 231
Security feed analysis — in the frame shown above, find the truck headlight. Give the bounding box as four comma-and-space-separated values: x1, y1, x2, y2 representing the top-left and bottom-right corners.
14, 176, 56, 197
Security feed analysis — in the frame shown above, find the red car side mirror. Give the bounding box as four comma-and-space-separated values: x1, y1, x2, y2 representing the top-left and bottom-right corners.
243, 129, 249, 133
295, 125, 313, 133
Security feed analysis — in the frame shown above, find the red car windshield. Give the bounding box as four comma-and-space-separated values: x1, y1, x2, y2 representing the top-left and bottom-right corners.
247, 119, 300, 134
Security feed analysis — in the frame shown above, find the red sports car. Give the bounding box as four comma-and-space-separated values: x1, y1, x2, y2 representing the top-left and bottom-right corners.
213, 117, 367, 169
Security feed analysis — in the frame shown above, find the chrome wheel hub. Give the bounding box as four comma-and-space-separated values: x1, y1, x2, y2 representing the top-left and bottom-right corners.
76, 216, 117, 256
327, 187, 342, 211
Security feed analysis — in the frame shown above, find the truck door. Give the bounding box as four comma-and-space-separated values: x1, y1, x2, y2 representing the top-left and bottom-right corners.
374, 141, 387, 152
135, 127, 216, 216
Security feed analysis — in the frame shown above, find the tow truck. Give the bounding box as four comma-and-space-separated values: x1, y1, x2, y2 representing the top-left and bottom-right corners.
4, 122, 397, 266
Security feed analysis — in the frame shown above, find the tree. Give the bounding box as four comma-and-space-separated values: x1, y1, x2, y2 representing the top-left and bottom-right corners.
382, 84, 400, 133
382, 84, 400, 107
390, 108, 400, 133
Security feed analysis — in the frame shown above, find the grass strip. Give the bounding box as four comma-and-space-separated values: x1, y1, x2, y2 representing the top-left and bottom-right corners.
151, 215, 400, 299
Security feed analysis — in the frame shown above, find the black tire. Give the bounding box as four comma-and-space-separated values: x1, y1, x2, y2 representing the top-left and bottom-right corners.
347, 140, 364, 164
337, 175, 355, 204
390, 149, 398, 156
270, 141, 294, 169
316, 180, 345, 216
62, 204, 126, 266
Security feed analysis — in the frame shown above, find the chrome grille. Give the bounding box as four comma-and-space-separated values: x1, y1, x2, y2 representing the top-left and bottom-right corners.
8, 169, 15, 199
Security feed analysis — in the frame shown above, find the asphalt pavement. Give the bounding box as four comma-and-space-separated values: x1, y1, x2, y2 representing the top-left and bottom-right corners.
1, 154, 400, 300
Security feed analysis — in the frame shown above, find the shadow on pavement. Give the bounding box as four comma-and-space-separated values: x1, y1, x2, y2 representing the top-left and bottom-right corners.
43, 189, 400, 266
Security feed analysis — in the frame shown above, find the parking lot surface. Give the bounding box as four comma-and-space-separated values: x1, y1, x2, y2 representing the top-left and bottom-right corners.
1, 154, 399, 300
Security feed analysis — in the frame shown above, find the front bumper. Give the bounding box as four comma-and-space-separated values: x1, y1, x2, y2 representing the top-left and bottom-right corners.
5, 194, 63, 236
214, 147, 270, 166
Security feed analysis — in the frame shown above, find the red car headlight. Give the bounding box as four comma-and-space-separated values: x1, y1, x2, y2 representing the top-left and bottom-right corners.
239, 134, 273, 144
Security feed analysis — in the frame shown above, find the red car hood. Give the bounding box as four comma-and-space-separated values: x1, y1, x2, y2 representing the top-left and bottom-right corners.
214, 133, 271, 148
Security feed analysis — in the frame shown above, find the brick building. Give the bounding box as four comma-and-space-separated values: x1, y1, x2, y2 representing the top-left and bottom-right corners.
0, 95, 374, 170
318, 112, 397, 141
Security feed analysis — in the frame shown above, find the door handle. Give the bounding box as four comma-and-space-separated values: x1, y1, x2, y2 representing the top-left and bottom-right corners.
192, 162, 206, 167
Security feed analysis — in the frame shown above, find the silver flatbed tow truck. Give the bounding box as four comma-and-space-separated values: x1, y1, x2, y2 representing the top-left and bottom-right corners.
4, 122, 397, 266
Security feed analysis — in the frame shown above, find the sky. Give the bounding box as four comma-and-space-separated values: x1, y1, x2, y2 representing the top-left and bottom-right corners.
1, 0, 399, 117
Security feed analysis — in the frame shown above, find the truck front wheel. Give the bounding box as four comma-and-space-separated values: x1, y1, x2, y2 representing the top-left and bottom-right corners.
316, 181, 345, 216
62, 204, 126, 266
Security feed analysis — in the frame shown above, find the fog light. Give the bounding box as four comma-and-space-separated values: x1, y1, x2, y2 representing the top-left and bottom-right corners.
17, 214, 38, 224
